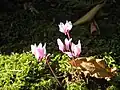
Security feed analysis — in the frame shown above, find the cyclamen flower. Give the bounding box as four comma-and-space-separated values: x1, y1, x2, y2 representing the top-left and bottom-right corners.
31, 43, 62, 86
57, 38, 72, 52
71, 40, 81, 57
58, 21, 72, 39
57, 38, 81, 58
31, 43, 46, 61
64, 40, 81, 58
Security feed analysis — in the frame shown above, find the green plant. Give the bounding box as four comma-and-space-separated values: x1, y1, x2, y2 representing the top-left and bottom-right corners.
0, 52, 57, 89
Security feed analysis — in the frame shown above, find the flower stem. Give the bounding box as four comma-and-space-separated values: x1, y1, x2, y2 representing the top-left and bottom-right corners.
46, 60, 62, 86
67, 32, 71, 39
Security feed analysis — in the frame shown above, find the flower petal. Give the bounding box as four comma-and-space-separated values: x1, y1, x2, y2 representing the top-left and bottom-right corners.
65, 38, 72, 50
31, 43, 47, 61
57, 38, 64, 52
65, 21, 72, 31
73, 45, 80, 57
38, 43, 42, 48
58, 21, 72, 35
43, 43, 46, 55
71, 42, 75, 52
77, 40, 81, 50
35, 48, 41, 60
35, 48, 44, 60
71, 41, 81, 57
31, 44, 36, 55
76, 40, 81, 56
59, 22, 65, 33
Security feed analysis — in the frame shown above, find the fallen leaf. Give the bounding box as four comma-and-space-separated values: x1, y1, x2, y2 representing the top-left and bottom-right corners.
73, 1, 106, 26
69, 57, 117, 80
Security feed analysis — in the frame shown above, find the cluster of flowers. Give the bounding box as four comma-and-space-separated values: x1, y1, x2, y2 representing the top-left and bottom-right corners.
30, 21, 117, 83
30, 20, 82, 86
57, 21, 81, 58
31, 21, 81, 60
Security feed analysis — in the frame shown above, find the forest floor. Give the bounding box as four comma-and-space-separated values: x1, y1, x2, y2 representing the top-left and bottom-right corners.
0, 0, 120, 89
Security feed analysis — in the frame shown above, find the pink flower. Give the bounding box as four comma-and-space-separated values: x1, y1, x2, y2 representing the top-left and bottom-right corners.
31, 43, 46, 61
57, 38, 72, 52
57, 38, 81, 58
64, 40, 81, 58
71, 40, 81, 57
65, 38, 72, 50
58, 21, 72, 38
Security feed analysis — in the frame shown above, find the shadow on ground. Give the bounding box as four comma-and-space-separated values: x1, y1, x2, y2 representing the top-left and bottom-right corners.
0, 0, 120, 59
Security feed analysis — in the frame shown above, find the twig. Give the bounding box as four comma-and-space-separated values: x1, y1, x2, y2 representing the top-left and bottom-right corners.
46, 61, 62, 86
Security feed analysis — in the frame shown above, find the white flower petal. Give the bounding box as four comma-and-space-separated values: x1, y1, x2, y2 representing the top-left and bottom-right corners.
65, 21, 72, 31
74, 45, 80, 57
58, 21, 72, 35
71, 43, 75, 52
77, 40, 81, 54
43, 43, 46, 55
65, 38, 72, 50
77, 40, 81, 48
38, 43, 42, 48
59, 22, 65, 33
57, 38, 64, 52
70, 40, 81, 57
31, 44, 36, 54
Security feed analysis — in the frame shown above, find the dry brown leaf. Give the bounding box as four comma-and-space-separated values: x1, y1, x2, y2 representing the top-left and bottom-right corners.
69, 57, 117, 80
